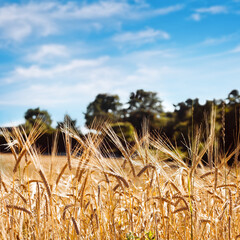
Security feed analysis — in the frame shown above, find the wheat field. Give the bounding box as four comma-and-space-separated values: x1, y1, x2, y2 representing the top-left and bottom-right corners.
0, 115, 240, 240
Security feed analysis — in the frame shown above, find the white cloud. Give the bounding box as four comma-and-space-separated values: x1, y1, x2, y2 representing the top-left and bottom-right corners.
113, 28, 170, 44
190, 5, 227, 21
125, 49, 178, 61
231, 45, 240, 53
1, 119, 24, 127
60, 1, 130, 19
196, 6, 228, 14
62, 2, 184, 20
0, 51, 175, 108
0, 2, 57, 41
190, 13, 201, 21
153, 4, 184, 15
0, 1, 183, 42
26, 44, 69, 62
8, 57, 108, 81
0, 82, 102, 106
201, 35, 233, 46
125, 65, 177, 87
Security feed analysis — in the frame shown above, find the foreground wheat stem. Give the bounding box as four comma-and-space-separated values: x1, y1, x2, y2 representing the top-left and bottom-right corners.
0, 114, 240, 239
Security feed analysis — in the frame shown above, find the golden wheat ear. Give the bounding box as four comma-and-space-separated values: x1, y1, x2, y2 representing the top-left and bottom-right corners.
1, 113, 240, 239
1, 120, 45, 174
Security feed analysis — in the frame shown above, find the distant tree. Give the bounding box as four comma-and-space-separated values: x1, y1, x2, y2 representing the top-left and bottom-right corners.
127, 89, 163, 113
24, 107, 52, 132
224, 90, 240, 159
172, 98, 204, 142
227, 89, 240, 104
111, 122, 135, 143
57, 114, 81, 134
173, 102, 189, 121
124, 89, 163, 132
85, 94, 122, 128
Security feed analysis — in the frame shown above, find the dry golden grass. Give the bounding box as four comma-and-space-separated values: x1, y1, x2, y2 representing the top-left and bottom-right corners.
0, 116, 240, 240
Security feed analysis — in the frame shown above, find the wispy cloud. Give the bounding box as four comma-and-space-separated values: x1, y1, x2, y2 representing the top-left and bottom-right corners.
0, 1, 183, 42
56, 1, 130, 19
152, 4, 184, 15
1, 119, 24, 127
196, 6, 228, 14
201, 35, 234, 46
0, 50, 176, 108
231, 45, 240, 53
6, 57, 108, 82
0, 2, 57, 41
190, 13, 201, 21
112, 28, 170, 45
190, 5, 228, 21
26, 44, 69, 62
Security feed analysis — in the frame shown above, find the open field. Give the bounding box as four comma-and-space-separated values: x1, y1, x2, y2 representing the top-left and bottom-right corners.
0, 120, 240, 240
0, 153, 71, 181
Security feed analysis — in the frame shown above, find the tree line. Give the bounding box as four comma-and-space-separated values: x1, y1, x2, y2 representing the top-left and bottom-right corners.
1, 89, 240, 160
84, 89, 240, 160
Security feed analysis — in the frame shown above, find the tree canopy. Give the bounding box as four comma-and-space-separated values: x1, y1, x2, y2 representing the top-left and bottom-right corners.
85, 94, 122, 128
127, 89, 163, 113
57, 114, 77, 130
124, 89, 163, 132
84, 89, 163, 132
83, 89, 240, 160
24, 107, 52, 132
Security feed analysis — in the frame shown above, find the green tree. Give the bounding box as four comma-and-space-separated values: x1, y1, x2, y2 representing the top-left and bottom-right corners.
128, 89, 163, 113
85, 94, 122, 128
227, 89, 240, 104
24, 107, 52, 132
111, 122, 135, 143
124, 89, 163, 132
57, 114, 81, 134
224, 90, 240, 162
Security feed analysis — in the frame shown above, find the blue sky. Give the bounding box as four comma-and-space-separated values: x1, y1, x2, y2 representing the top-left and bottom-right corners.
0, 0, 240, 128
